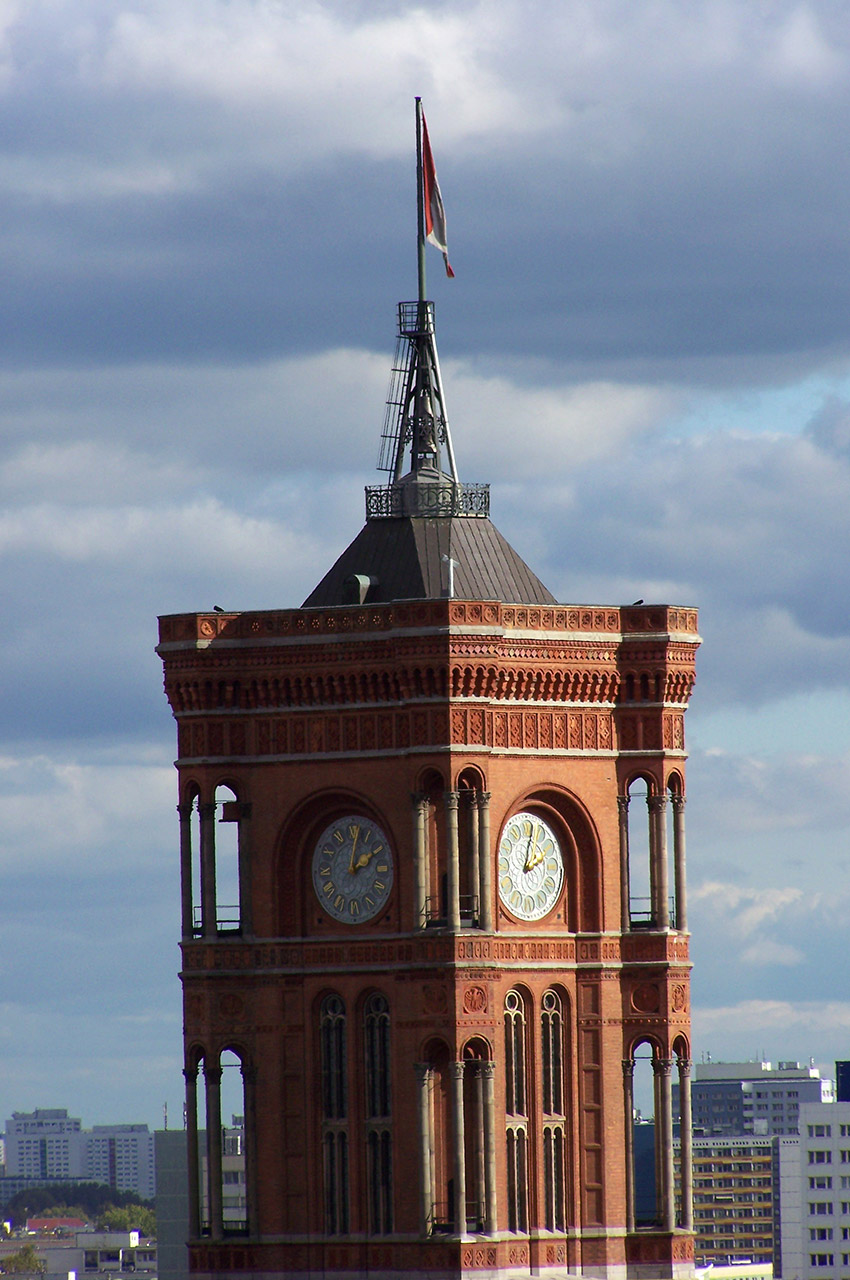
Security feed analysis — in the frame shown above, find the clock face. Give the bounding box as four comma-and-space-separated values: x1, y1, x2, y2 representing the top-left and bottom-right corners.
312, 815, 394, 923
498, 811, 564, 922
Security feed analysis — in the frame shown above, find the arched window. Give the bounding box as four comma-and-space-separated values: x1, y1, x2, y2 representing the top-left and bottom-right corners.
364, 993, 392, 1234
504, 991, 528, 1232
541, 991, 566, 1231
320, 995, 348, 1234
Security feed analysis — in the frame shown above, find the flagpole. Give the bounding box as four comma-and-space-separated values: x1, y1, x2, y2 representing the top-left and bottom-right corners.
415, 96, 426, 306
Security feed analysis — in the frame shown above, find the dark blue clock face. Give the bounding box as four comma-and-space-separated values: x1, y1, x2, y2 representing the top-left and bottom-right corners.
312, 815, 394, 922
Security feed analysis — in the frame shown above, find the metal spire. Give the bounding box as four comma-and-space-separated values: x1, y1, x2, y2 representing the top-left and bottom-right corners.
365, 102, 488, 521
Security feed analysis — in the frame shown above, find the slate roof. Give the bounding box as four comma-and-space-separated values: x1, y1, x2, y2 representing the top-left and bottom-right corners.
303, 515, 556, 607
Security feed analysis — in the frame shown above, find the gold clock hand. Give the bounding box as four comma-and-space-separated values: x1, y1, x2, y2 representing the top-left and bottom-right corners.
523, 823, 544, 872
347, 825, 361, 873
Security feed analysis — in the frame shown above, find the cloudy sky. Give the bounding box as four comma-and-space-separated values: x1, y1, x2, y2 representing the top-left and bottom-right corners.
2, 0, 850, 1133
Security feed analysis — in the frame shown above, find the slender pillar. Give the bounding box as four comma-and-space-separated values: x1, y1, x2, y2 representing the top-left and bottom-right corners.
199, 801, 217, 937
478, 792, 493, 932
617, 795, 630, 932
678, 1057, 693, 1230
412, 794, 429, 927
415, 1063, 432, 1235
654, 1057, 675, 1232
649, 794, 669, 929
184, 1065, 200, 1237
450, 1061, 467, 1233
482, 1061, 497, 1232
465, 792, 480, 925
473, 1066, 485, 1230
204, 1061, 223, 1238
622, 1058, 635, 1233
445, 792, 461, 931
242, 1062, 259, 1236
178, 802, 194, 940
672, 795, 687, 932
237, 802, 253, 937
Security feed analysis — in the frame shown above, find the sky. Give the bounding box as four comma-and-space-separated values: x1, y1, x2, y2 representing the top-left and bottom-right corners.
1, 0, 850, 1132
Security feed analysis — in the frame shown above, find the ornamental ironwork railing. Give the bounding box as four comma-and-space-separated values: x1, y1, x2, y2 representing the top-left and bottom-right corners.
365, 482, 489, 519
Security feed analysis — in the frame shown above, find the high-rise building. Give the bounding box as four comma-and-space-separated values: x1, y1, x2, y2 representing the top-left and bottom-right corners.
682, 1135, 775, 1267
674, 1060, 832, 1138
3, 1110, 155, 1200
776, 1099, 850, 1278
158, 286, 701, 1280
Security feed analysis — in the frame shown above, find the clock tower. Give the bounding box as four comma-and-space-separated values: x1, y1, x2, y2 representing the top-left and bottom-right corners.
158, 290, 700, 1280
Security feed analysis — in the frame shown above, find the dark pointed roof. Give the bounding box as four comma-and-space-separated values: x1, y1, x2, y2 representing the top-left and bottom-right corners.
303, 514, 556, 607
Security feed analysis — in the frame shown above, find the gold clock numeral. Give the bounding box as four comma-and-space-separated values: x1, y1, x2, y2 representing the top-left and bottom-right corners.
322, 847, 333, 858
323, 881, 335, 896
376, 864, 388, 874
319, 866, 332, 878
334, 894, 345, 911
374, 880, 385, 893
350, 900, 360, 916
333, 829, 344, 844
348, 823, 360, 840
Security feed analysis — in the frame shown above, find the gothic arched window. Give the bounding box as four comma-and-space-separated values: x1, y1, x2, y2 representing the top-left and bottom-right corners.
320, 995, 348, 1234
541, 990, 566, 1231
364, 993, 393, 1233
504, 990, 528, 1231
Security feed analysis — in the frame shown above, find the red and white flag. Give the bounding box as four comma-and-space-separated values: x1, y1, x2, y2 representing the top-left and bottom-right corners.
421, 112, 455, 278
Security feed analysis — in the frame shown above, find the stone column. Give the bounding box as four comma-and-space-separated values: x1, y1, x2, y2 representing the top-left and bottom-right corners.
199, 801, 217, 938
415, 1063, 432, 1235
412, 794, 429, 928
472, 1065, 485, 1230
672, 795, 687, 932
237, 802, 253, 937
649, 794, 669, 929
654, 1057, 675, 1232
617, 795, 630, 932
478, 792, 493, 933
178, 802, 194, 940
482, 1061, 497, 1233
678, 1057, 693, 1230
184, 1065, 200, 1238
445, 792, 461, 931
450, 1061, 467, 1233
204, 1061, 223, 1238
465, 792, 480, 925
622, 1058, 635, 1234
242, 1062, 259, 1236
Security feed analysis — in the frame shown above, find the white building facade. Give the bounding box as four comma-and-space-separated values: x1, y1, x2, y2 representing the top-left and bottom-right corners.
4, 1110, 155, 1200
777, 1099, 850, 1279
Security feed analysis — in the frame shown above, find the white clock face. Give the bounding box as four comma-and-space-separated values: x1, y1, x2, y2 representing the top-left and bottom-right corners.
498, 811, 564, 922
312, 815, 394, 923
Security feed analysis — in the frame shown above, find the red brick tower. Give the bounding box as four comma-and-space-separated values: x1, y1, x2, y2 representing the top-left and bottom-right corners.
158, 291, 700, 1280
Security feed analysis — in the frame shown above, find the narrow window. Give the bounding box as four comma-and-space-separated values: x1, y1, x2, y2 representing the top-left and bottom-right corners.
364, 994, 392, 1233
505, 991, 528, 1232
541, 990, 566, 1231
320, 995, 348, 1234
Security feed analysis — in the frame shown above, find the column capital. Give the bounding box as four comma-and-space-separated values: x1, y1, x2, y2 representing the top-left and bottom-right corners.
183, 1065, 199, 1084
203, 1062, 223, 1084
444, 790, 460, 812
481, 1060, 496, 1081
476, 790, 491, 808
648, 793, 667, 813
199, 801, 217, 820
411, 791, 429, 808
414, 1061, 432, 1085
671, 794, 686, 812
617, 794, 630, 814
461, 788, 478, 809
677, 1057, 692, 1076
178, 802, 194, 820
653, 1056, 674, 1077
240, 1062, 258, 1084
448, 1060, 466, 1081
622, 1057, 636, 1078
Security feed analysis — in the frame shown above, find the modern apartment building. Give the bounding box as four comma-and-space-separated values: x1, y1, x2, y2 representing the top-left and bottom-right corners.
675, 1060, 833, 1137
3, 1110, 155, 1200
776, 1099, 850, 1279
683, 1135, 775, 1267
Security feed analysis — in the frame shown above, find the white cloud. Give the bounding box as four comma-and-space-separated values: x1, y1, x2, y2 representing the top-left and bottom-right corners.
695, 998, 850, 1035
740, 938, 804, 967
690, 881, 804, 934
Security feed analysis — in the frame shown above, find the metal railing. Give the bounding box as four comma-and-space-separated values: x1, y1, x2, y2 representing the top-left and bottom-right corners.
629, 897, 676, 930
192, 905, 241, 935
365, 481, 489, 519
422, 894, 480, 928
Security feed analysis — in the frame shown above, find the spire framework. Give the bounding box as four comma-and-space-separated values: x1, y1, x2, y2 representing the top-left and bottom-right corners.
366, 301, 489, 519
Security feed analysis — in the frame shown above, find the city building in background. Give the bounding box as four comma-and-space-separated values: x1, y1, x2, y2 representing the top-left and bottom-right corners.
675, 1061, 832, 1138
776, 1098, 850, 1279
2, 1109, 156, 1200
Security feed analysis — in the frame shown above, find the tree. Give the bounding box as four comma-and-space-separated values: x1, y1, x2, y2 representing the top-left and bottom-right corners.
0, 1243, 46, 1274
96, 1206, 156, 1237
